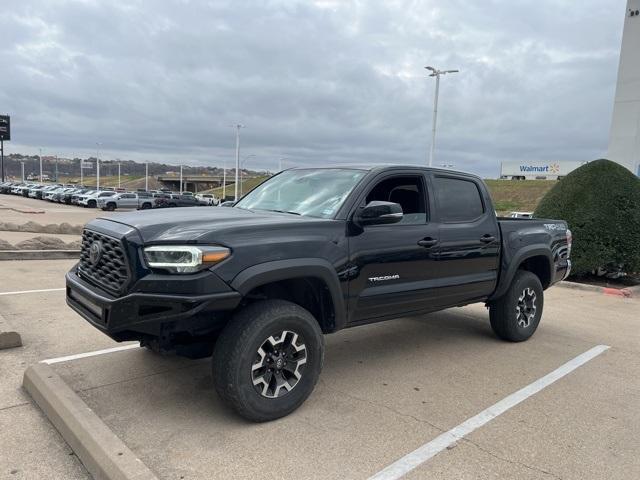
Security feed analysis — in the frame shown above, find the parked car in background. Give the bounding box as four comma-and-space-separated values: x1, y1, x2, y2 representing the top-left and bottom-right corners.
154, 194, 204, 208
196, 193, 219, 206
79, 191, 117, 208
508, 211, 534, 219
98, 192, 143, 211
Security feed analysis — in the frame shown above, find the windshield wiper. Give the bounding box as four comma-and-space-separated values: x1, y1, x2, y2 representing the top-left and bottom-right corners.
269, 209, 301, 215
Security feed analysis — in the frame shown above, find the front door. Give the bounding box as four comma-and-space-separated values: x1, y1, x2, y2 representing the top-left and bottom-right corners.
347, 172, 440, 324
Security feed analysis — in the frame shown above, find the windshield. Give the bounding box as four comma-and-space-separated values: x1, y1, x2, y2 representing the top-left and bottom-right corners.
235, 168, 366, 218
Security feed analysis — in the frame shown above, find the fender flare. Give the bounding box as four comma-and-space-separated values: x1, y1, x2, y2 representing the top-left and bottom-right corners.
490, 245, 554, 301
230, 258, 346, 331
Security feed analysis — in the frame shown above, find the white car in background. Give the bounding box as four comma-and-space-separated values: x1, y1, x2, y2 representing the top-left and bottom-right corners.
195, 193, 219, 205
508, 211, 534, 219
78, 191, 116, 208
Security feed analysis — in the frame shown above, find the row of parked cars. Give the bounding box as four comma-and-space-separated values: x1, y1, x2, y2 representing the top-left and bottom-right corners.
0, 181, 221, 211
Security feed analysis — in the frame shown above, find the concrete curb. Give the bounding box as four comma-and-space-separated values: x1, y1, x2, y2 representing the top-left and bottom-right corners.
0, 312, 22, 350
23, 363, 159, 480
0, 250, 80, 261
558, 280, 636, 298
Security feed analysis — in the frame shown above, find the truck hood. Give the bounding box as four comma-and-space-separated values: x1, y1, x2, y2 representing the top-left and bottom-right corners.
98, 206, 318, 243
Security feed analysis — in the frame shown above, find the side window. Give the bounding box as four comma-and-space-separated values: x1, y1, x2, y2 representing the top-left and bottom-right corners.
365, 175, 427, 225
433, 177, 484, 222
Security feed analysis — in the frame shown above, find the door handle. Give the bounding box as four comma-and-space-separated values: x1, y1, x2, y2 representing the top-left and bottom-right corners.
417, 237, 438, 248
480, 234, 496, 243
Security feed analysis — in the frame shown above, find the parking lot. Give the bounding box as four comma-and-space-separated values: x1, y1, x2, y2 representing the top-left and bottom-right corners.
1, 250, 639, 479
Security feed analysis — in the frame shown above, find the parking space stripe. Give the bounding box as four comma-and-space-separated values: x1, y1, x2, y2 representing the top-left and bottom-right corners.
368, 344, 610, 480
42, 344, 140, 364
0, 288, 66, 296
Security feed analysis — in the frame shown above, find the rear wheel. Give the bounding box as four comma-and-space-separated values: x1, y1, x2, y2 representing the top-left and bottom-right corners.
141, 202, 152, 210
212, 299, 324, 422
489, 270, 543, 342
88, 200, 96, 208
105, 203, 116, 211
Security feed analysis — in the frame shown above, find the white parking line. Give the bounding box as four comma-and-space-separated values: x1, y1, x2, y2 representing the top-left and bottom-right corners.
369, 344, 610, 480
0, 288, 66, 296
42, 344, 141, 364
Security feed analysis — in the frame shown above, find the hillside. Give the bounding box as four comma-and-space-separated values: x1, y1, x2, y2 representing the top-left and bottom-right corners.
203, 176, 269, 198
484, 179, 555, 213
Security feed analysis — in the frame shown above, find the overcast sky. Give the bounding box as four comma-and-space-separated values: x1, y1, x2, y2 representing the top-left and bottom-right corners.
0, 0, 628, 176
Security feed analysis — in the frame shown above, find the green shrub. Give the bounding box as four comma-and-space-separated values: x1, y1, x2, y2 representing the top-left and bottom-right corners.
534, 159, 640, 276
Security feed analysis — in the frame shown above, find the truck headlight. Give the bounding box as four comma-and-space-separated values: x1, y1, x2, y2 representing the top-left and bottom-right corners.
143, 245, 230, 274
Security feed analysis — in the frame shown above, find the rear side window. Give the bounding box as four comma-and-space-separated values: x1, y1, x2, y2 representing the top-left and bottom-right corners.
433, 177, 484, 222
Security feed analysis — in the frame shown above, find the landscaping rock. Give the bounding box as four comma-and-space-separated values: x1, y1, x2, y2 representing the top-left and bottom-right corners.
16, 236, 67, 250
0, 239, 14, 250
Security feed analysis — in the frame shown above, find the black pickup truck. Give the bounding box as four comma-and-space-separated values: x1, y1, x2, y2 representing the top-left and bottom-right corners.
66, 166, 571, 421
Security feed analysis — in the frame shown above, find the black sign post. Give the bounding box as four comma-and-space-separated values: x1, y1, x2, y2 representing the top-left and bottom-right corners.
0, 115, 10, 182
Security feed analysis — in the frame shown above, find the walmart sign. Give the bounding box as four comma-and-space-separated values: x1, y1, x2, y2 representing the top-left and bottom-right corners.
519, 163, 560, 174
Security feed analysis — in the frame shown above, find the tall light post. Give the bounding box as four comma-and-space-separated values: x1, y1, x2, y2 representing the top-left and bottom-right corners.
425, 66, 459, 167
222, 159, 227, 200
39, 147, 43, 182
96, 142, 102, 190
145, 162, 149, 191
179, 164, 183, 194
278, 157, 288, 172
21, 161, 25, 182
117, 161, 121, 188
240, 154, 256, 197
232, 124, 244, 201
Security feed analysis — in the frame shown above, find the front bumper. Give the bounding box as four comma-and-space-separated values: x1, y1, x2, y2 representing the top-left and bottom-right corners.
66, 269, 242, 341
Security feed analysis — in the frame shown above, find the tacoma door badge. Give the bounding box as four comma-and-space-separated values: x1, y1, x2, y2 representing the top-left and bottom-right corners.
368, 274, 400, 283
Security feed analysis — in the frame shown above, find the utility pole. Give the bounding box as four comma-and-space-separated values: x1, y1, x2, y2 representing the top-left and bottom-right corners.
222, 159, 226, 200
39, 147, 43, 182
232, 124, 244, 201
96, 142, 102, 190
425, 66, 459, 167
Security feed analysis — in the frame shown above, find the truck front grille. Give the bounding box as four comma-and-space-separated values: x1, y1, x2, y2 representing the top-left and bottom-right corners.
78, 229, 130, 295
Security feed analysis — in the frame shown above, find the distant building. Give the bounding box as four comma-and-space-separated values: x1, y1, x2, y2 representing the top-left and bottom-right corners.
607, 0, 640, 176
500, 161, 588, 180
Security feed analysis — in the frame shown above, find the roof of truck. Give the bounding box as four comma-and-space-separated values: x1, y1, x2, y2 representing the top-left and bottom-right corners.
287, 164, 476, 177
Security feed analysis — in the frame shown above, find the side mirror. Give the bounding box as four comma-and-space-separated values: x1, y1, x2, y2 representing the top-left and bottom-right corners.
356, 201, 403, 226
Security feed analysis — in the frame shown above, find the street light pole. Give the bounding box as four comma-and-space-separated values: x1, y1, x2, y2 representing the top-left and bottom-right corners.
278, 157, 288, 172
425, 66, 459, 167
233, 124, 244, 202
145, 162, 149, 191
96, 142, 102, 190
118, 162, 121, 188
21, 161, 25, 182
39, 147, 43, 182
179, 164, 183, 194
222, 159, 226, 200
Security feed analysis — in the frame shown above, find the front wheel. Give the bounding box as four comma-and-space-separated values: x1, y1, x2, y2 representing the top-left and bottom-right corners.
489, 270, 543, 342
212, 299, 324, 422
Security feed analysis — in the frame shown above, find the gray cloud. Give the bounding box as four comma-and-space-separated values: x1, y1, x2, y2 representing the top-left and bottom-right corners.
0, 0, 626, 175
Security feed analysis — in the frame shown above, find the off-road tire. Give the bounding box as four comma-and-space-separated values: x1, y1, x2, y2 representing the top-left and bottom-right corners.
212, 299, 324, 422
489, 270, 543, 342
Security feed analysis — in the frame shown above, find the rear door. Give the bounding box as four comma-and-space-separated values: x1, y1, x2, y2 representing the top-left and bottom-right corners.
430, 174, 500, 306
119, 193, 138, 208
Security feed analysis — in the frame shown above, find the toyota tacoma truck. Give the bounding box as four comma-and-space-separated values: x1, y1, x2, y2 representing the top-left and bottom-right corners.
66, 166, 571, 421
